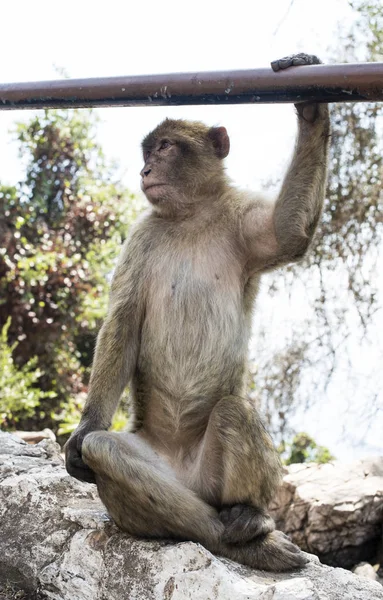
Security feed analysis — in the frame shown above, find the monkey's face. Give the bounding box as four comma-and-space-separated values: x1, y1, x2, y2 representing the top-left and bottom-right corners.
140, 138, 181, 205
140, 119, 230, 213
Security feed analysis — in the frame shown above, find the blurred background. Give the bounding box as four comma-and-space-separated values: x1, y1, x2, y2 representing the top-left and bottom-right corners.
0, 0, 382, 464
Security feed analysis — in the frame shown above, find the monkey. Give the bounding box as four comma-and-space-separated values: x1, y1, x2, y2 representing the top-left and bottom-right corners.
65, 53, 330, 571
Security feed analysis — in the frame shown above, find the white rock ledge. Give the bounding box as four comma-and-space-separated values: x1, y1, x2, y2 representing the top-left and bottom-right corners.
0, 432, 382, 600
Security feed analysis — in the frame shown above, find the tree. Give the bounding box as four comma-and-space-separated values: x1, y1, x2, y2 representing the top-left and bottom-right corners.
0, 109, 140, 432
283, 432, 335, 466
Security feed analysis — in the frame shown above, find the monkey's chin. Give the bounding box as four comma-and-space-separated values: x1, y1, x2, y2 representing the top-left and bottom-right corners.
144, 184, 169, 205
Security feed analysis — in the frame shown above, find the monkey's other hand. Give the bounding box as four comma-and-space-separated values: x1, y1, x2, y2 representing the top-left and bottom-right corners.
220, 504, 275, 544
65, 424, 98, 484
270, 52, 322, 72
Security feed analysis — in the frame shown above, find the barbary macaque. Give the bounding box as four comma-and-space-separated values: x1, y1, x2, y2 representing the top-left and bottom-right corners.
65, 53, 330, 571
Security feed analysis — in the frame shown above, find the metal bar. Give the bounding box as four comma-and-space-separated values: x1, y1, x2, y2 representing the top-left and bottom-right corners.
0, 63, 383, 110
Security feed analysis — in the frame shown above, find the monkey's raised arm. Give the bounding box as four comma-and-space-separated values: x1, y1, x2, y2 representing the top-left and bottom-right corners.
242, 55, 330, 273
65, 247, 143, 483
242, 102, 330, 273
273, 102, 330, 259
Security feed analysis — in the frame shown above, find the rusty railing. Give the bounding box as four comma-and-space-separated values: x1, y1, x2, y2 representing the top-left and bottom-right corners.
0, 63, 382, 110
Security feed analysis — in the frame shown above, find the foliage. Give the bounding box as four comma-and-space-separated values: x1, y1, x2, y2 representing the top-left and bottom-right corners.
55, 394, 131, 437
0, 109, 141, 431
0, 318, 55, 426
282, 432, 335, 466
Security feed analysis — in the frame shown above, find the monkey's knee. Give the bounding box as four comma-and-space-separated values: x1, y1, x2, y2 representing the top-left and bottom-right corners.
211, 396, 261, 440
212, 395, 278, 464
82, 431, 117, 473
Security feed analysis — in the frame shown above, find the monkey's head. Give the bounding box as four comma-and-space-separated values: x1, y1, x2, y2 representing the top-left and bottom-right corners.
140, 119, 230, 213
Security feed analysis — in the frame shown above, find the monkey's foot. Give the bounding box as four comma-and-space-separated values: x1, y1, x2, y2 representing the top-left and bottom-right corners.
271, 53, 322, 72
219, 529, 309, 571
219, 504, 275, 544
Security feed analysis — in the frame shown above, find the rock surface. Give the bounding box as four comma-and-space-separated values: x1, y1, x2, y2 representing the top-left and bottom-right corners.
269, 458, 383, 568
353, 562, 380, 581
1, 431, 383, 600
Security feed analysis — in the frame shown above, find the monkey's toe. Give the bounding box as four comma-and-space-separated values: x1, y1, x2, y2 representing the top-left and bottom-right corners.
266, 530, 309, 570
219, 528, 309, 571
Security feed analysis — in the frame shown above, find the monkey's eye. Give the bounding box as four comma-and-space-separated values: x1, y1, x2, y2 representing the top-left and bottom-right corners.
159, 140, 171, 151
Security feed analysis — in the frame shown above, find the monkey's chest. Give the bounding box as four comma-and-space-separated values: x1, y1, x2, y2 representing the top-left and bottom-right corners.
139, 250, 249, 392
147, 250, 243, 328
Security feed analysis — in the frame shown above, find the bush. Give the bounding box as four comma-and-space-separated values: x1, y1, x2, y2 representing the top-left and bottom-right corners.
0, 319, 55, 427
0, 109, 141, 432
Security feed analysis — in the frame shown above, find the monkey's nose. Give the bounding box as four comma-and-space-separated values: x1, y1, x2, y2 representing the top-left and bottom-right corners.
140, 167, 151, 177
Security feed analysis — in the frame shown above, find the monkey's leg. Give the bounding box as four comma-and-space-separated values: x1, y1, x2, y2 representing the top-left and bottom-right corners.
83, 427, 305, 571
81, 430, 224, 547
195, 396, 281, 533
191, 395, 308, 570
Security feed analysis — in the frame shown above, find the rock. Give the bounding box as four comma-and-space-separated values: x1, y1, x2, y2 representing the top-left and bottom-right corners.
14, 429, 56, 444
353, 562, 379, 581
1, 432, 383, 600
269, 458, 383, 568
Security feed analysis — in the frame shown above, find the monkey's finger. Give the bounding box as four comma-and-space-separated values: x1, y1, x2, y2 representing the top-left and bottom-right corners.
271, 53, 322, 72
222, 514, 275, 544
221, 517, 255, 543
219, 504, 246, 524
67, 462, 97, 484
220, 505, 275, 544
292, 57, 309, 66
70, 453, 88, 468
271, 57, 294, 72
293, 54, 321, 66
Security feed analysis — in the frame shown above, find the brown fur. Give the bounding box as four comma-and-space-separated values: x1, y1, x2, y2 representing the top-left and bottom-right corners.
65, 54, 330, 571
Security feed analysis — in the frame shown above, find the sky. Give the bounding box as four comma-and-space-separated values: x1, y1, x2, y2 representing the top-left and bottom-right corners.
0, 0, 356, 193
1, 0, 381, 460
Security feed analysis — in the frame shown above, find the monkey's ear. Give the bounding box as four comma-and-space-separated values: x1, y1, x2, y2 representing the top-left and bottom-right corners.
208, 126, 230, 159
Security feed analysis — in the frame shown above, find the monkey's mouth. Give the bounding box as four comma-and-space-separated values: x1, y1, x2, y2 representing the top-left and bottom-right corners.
144, 183, 167, 191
